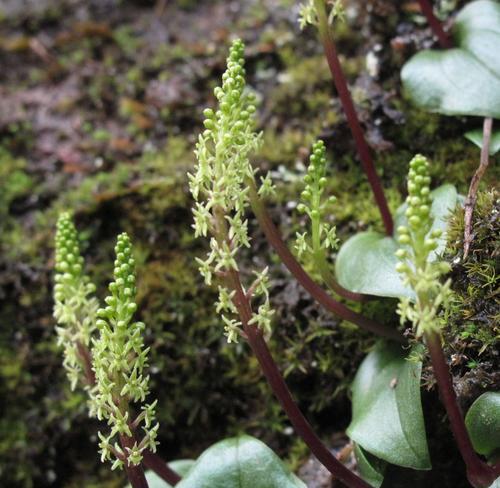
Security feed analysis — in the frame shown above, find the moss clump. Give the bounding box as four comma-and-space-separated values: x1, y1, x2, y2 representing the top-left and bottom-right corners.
442, 190, 499, 406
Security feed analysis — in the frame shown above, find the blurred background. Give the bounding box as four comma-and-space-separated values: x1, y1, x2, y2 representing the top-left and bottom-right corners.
0, 0, 496, 487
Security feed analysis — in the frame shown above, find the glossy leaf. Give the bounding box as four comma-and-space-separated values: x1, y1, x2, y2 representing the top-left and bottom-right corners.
401, 0, 500, 119
354, 443, 386, 488
335, 185, 459, 298
347, 343, 431, 470
125, 460, 195, 488
465, 129, 500, 156
465, 391, 500, 458
176, 435, 306, 488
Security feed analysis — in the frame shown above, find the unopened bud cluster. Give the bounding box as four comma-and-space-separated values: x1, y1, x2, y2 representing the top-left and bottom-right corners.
295, 140, 338, 260
190, 39, 274, 343
90, 233, 159, 470
53, 212, 98, 390
395, 155, 452, 336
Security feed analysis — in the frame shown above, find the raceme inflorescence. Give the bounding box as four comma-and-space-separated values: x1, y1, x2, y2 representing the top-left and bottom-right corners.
190, 38, 274, 343
395, 154, 452, 337
91, 233, 159, 470
53, 212, 98, 390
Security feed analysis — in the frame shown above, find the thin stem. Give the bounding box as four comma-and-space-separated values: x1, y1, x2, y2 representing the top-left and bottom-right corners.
416, 0, 453, 48
142, 450, 182, 486
463, 118, 493, 259
313, 247, 368, 302
77, 342, 180, 486
225, 269, 371, 488
425, 332, 499, 488
249, 183, 405, 343
120, 435, 149, 488
76, 340, 96, 386
313, 0, 393, 236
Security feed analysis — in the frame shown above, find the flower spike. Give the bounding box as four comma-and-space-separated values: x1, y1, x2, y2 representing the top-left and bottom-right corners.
190, 39, 274, 343
53, 212, 98, 390
90, 233, 159, 469
395, 155, 452, 337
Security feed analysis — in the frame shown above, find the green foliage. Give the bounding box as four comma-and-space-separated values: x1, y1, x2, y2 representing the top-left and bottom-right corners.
175, 436, 306, 488
335, 183, 460, 300
353, 444, 386, 488
401, 0, 500, 118
465, 129, 500, 156
465, 392, 500, 459
92, 233, 159, 469
347, 342, 430, 471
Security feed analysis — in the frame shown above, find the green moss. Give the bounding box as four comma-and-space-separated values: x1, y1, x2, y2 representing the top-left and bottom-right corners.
442, 190, 499, 397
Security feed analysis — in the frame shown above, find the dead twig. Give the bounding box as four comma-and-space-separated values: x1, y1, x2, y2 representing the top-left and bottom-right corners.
463, 117, 493, 259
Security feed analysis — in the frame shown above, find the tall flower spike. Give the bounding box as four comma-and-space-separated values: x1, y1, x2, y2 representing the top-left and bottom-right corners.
190, 39, 274, 343
90, 233, 159, 470
53, 212, 98, 390
295, 140, 338, 261
395, 155, 452, 337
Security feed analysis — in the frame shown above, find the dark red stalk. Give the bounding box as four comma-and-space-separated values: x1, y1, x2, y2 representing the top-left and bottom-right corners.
248, 184, 405, 343
226, 269, 371, 488
313, 0, 393, 236
142, 450, 182, 486
120, 435, 149, 488
77, 343, 180, 486
416, 0, 453, 48
425, 332, 499, 487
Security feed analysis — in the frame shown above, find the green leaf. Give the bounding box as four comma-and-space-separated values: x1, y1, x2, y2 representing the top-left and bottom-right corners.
465, 391, 500, 459
401, 0, 500, 119
465, 129, 500, 155
353, 443, 386, 488
176, 435, 306, 488
347, 343, 431, 470
125, 459, 195, 488
335, 185, 459, 298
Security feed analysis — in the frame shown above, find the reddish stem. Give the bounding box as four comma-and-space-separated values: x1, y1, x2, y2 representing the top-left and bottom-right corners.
143, 450, 182, 486
120, 435, 150, 488
313, 0, 393, 236
426, 332, 499, 487
77, 342, 180, 485
249, 184, 405, 343
76, 340, 96, 386
226, 269, 371, 488
416, 0, 453, 48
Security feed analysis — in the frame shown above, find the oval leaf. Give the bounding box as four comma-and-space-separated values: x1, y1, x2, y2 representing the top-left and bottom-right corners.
336, 185, 459, 298
176, 435, 306, 488
353, 443, 386, 488
465, 391, 500, 459
347, 343, 431, 470
335, 231, 411, 299
125, 459, 195, 488
465, 129, 500, 156
401, 0, 500, 118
